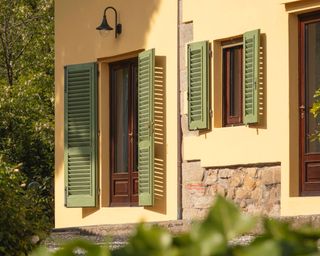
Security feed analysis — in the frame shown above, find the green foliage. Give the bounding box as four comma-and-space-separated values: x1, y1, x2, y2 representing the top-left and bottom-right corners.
310, 88, 320, 141
0, 161, 51, 256
0, 0, 54, 223
0, 1, 54, 254
31, 196, 320, 256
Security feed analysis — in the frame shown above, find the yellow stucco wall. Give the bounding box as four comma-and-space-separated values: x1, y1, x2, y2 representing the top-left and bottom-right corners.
182, 0, 320, 216
55, 0, 178, 228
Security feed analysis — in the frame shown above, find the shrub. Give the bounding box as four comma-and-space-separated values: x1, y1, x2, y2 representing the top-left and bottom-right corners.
31, 196, 320, 256
0, 161, 51, 256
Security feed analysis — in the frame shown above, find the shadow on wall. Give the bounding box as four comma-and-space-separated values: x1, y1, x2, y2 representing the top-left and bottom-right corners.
55, 0, 163, 167
252, 33, 267, 130
147, 56, 167, 214
56, 0, 163, 66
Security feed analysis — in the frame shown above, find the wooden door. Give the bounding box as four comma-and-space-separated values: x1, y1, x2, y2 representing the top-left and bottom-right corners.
300, 12, 320, 195
110, 59, 138, 206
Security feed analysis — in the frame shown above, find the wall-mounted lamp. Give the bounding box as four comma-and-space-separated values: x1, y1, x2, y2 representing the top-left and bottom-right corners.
96, 6, 122, 38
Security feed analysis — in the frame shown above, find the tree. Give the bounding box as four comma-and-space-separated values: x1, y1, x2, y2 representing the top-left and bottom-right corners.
0, 0, 54, 221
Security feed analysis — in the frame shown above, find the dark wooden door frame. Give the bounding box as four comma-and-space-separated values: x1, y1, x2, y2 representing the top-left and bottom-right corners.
299, 11, 320, 196
109, 58, 138, 206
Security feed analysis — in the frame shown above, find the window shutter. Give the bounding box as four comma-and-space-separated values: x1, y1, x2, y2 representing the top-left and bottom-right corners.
64, 63, 98, 208
187, 41, 209, 130
243, 29, 260, 124
138, 49, 155, 206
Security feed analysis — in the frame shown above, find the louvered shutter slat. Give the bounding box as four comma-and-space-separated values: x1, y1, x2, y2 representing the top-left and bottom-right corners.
64, 63, 97, 207
243, 29, 260, 124
138, 49, 155, 206
187, 41, 209, 130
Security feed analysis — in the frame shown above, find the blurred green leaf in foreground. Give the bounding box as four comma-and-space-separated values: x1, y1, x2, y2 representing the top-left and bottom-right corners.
31, 196, 320, 256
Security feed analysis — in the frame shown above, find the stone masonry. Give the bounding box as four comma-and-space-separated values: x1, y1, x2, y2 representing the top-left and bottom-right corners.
182, 161, 281, 220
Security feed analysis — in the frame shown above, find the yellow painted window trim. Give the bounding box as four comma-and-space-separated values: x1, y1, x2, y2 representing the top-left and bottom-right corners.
284, 0, 320, 14
98, 49, 144, 63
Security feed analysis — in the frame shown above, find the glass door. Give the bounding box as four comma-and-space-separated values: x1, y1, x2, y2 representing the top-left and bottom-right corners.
110, 59, 138, 205
300, 12, 320, 195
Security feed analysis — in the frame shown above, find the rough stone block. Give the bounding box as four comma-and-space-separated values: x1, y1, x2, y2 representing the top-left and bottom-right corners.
203, 170, 218, 185
269, 186, 280, 204
271, 166, 281, 183
216, 184, 226, 196
251, 187, 263, 201
229, 175, 242, 187
246, 203, 261, 215
261, 170, 276, 185
180, 69, 187, 92
194, 196, 214, 209
240, 200, 247, 208
182, 188, 194, 208
260, 166, 281, 185
218, 169, 233, 179
226, 188, 235, 200
243, 176, 256, 191
235, 188, 250, 200
205, 184, 217, 196
269, 204, 280, 216
246, 167, 257, 178
182, 161, 204, 183
183, 208, 207, 220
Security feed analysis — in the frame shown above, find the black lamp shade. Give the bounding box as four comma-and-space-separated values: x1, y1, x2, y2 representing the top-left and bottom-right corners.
96, 15, 113, 31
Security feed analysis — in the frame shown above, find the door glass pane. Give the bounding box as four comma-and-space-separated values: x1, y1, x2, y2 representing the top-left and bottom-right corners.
115, 67, 129, 172
132, 65, 138, 172
306, 21, 320, 153
230, 46, 242, 117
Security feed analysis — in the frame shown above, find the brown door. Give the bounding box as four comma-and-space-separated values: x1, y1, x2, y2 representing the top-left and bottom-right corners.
299, 12, 320, 195
110, 59, 138, 206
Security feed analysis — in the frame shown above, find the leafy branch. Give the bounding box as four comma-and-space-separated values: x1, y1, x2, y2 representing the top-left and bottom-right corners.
31, 196, 320, 256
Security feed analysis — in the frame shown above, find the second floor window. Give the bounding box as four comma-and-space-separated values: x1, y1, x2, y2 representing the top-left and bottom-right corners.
222, 41, 243, 126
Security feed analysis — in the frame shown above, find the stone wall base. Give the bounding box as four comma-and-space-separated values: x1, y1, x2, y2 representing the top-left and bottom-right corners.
182, 161, 281, 220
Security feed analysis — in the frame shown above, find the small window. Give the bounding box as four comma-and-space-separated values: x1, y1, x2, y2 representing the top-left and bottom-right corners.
222, 40, 243, 126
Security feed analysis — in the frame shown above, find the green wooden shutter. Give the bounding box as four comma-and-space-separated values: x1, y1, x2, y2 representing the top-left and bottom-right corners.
243, 29, 260, 124
187, 41, 209, 130
138, 49, 155, 206
64, 62, 98, 208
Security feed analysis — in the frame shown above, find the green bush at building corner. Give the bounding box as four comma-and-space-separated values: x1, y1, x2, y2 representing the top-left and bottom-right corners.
0, 161, 51, 256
